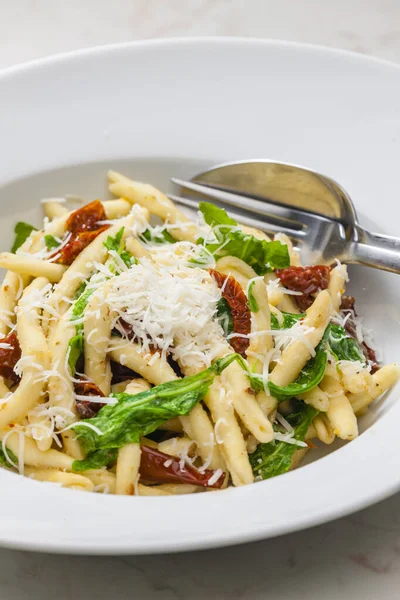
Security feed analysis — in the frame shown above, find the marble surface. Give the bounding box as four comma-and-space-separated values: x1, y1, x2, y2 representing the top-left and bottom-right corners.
1, 0, 400, 598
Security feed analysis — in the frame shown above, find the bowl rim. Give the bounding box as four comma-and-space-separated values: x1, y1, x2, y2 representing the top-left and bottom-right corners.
2, 35, 400, 81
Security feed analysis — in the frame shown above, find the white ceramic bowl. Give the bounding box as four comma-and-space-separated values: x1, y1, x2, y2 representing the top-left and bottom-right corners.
1, 38, 400, 555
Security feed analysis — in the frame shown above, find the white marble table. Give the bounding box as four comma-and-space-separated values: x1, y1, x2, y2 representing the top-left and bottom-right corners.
1, 1, 400, 598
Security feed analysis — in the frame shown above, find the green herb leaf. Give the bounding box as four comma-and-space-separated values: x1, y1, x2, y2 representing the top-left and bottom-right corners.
11, 222, 38, 253
325, 323, 365, 363
66, 285, 96, 376
103, 227, 134, 267
250, 402, 318, 480
44, 234, 61, 250
67, 333, 83, 374
270, 311, 305, 330
141, 229, 176, 244
103, 227, 124, 252
198, 202, 290, 274
0, 446, 18, 469
267, 344, 327, 399
72, 448, 118, 472
216, 297, 234, 336
199, 202, 237, 231
247, 280, 259, 312
72, 354, 240, 463
246, 311, 323, 397
71, 286, 95, 335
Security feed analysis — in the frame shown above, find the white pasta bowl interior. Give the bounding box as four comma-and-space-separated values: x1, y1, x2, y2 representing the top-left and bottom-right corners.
0, 38, 400, 554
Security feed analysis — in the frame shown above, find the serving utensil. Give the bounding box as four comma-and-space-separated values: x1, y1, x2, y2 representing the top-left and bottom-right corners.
168, 161, 400, 273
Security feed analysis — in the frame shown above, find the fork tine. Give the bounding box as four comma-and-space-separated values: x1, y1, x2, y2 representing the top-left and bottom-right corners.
167, 193, 306, 240
170, 177, 316, 227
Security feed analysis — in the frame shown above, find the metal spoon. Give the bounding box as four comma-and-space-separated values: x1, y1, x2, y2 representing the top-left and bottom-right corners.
184, 160, 400, 273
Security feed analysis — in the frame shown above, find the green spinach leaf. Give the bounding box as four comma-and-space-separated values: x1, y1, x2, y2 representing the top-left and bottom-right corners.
103, 227, 134, 267
270, 311, 305, 330
72, 448, 118, 472
72, 353, 241, 466
250, 402, 318, 480
0, 446, 18, 469
141, 228, 176, 244
246, 311, 324, 398
67, 333, 84, 374
44, 234, 61, 250
247, 280, 259, 312
268, 344, 327, 399
198, 202, 290, 274
216, 297, 234, 336
11, 222, 38, 253
325, 323, 365, 363
66, 286, 96, 375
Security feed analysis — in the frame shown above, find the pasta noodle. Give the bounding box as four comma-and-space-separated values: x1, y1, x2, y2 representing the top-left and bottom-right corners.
43, 201, 69, 220
269, 290, 332, 387
108, 171, 197, 242
348, 364, 400, 414
328, 263, 348, 312
25, 467, 94, 491
0, 171, 396, 496
0, 253, 66, 282
320, 375, 358, 440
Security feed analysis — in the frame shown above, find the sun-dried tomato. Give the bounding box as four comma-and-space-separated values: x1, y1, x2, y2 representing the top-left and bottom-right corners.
340, 296, 379, 372
75, 380, 106, 419
52, 200, 110, 266
209, 269, 251, 357
0, 331, 21, 384
140, 445, 224, 489
340, 295, 355, 312
66, 200, 107, 233
276, 265, 330, 311
110, 361, 139, 385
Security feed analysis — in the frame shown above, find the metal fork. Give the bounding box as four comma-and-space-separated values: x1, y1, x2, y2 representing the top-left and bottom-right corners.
168, 178, 400, 274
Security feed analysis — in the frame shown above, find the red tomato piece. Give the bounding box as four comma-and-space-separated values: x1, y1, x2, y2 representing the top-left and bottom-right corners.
209, 269, 251, 357
140, 445, 225, 489
52, 200, 110, 265
0, 331, 21, 384
276, 265, 330, 310
75, 380, 105, 419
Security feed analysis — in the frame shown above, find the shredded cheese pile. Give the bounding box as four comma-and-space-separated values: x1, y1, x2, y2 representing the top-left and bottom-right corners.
104, 256, 227, 371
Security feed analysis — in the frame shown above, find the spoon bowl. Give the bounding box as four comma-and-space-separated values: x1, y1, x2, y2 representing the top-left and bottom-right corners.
192, 160, 358, 223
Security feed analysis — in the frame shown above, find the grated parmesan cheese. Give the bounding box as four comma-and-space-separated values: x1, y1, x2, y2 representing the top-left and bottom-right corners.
103, 258, 226, 371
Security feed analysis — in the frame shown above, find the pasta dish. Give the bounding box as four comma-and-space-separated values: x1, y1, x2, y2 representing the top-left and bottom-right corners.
0, 171, 397, 496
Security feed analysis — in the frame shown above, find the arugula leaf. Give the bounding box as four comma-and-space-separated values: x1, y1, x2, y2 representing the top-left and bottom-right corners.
246, 345, 327, 398
141, 229, 176, 244
198, 202, 290, 274
67, 333, 84, 374
44, 234, 60, 250
72, 354, 240, 464
247, 311, 323, 398
247, 281, 259, 312
71, 287, 95, 333
66, 286, 95, 376
325, 323, 365, 363
74, 281, 87, 299
11, 222, 38, 253
216, 297, 234, 336
72, 448, 118, 472
268, 345, 327, 399
0, 446, 18, 469
103, 227, 134, 267
250, 402, 318, 480
270, 311, 305, 330
199, 202, 237, 231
